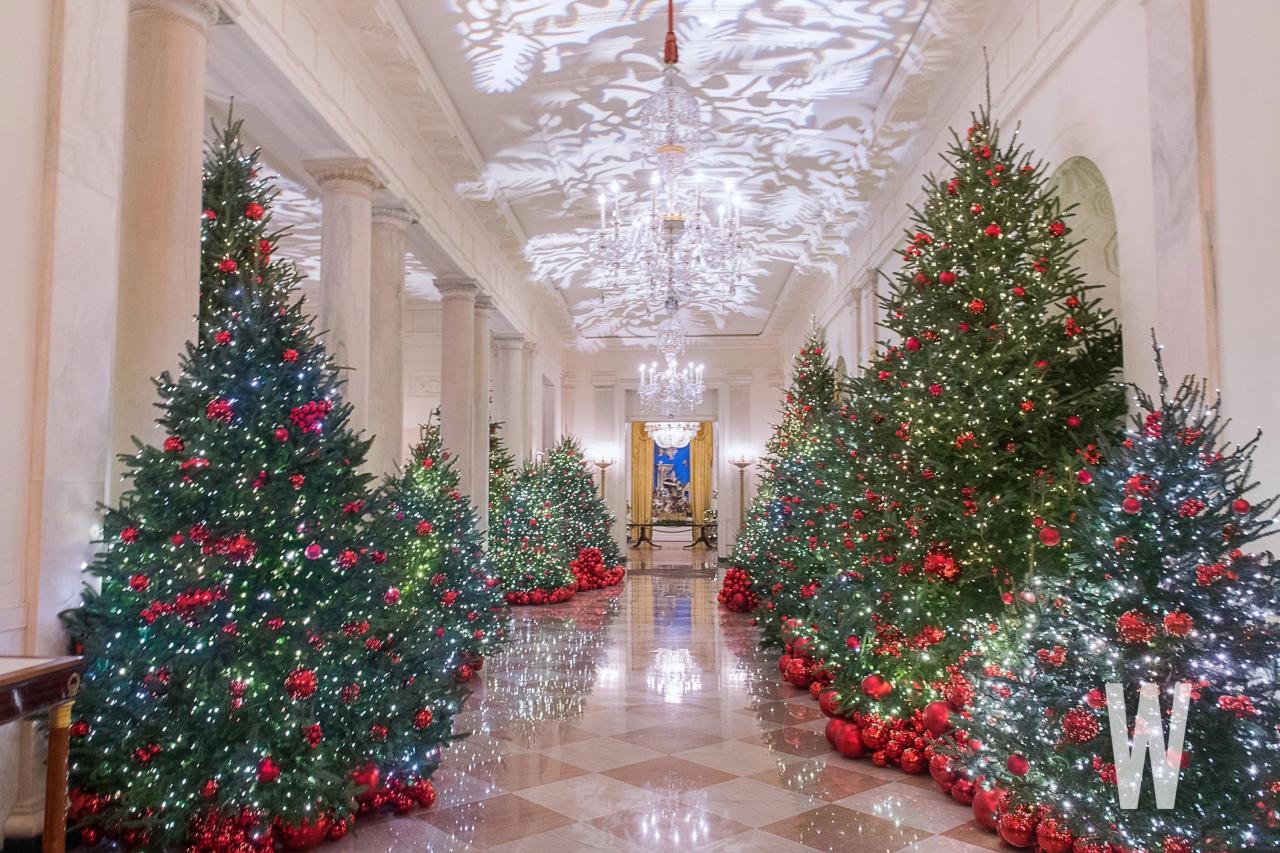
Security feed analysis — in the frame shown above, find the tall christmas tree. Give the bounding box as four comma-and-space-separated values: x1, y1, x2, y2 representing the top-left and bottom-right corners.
60, 116, 451, 850
488, 463, 578, 605
812, 107, 1125, 737
373, 421, 508, 688
543, 438, 624, 565
721, 330, 844, 634
946, 346, 1280, 853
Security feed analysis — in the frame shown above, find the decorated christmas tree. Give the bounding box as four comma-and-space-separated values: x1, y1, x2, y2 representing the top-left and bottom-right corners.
721, 330, 845, 634
488, 420, 517, 506
812, 107, 1125, 739
946, 345, 1280, 852
488, 463, 578, 605
544, 437, 625, 589
373, 421, 508, 688
59, 117, 453, 850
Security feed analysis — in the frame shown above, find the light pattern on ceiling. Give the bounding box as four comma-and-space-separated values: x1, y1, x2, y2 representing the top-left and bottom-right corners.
422, 0, 929, 338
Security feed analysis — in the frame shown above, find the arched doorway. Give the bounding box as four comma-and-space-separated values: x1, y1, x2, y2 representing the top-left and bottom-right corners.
1050, 156, 1124, 364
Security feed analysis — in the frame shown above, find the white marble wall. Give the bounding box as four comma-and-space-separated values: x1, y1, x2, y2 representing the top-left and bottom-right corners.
0, 0, 130, 841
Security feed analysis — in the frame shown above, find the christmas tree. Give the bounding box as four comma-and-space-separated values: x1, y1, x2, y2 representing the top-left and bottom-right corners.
721, 330, 843, 632
947, 344, 1280, 852
60, 117, 452, 850
488, 420, 517, 506
543, 437, 625, 571
812, 107, 1125, 736
373, 421, 508, 688
488, 463, 578, 605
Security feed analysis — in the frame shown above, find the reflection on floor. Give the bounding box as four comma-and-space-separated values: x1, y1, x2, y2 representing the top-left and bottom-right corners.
333, 549, 999, 852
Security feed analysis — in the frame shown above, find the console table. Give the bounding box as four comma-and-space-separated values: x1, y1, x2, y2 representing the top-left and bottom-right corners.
0, 656, 84, 853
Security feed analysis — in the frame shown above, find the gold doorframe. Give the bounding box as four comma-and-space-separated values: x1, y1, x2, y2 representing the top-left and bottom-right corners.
689, 422, 713, 542
629, 422, 654, 541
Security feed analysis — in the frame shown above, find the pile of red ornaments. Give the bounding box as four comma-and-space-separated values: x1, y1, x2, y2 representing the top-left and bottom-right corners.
820, 697, 965, 779
505, 585, 576, 606
717, 567, 759, 612
777, 620, 833, 691
570, 547, 625, 590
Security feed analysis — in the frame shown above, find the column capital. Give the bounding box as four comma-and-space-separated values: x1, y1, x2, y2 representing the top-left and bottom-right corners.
131, 0, 221, 30
727, 370, 754, 389
474, 293, 497, 314
303, 157, 382, 195
434, 275, 479, 300
493, 333, 526, 349
523, 340, 538, 357
372, 202, 414, 229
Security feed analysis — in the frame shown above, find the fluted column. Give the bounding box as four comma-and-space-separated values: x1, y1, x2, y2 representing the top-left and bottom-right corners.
303, 157, 381, 436
472, 294, 495, 532
493, 334, 528, 465
369, 202, 413, 471
111, 0, 219, 486
523, 340, 539, 455
436, 276, 477, 498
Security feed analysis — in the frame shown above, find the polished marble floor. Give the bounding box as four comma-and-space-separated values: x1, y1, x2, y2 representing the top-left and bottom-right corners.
335, 547, 1003, 852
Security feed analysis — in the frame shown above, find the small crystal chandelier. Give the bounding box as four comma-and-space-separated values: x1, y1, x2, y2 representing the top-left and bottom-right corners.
638, 352, 704, 419
645, 421, 701, 451
591, 0, 748, 308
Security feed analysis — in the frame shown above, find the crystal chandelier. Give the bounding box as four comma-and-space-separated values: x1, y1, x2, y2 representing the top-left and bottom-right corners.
645, 421, 701, 451
638, 352, 704, 418
591, 0, 748, 308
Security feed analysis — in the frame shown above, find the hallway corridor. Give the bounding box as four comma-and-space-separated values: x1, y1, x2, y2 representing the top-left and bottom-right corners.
332, 556, 1000, 852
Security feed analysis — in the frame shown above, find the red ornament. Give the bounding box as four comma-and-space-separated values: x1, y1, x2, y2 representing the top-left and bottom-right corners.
257, 757, 281, 784
284, 667, 317, 700
1163, 610, 1193, 637
835, 723, 865, 759
997, 809, 1036, 847
949, 776, 975, 805
244, 202, 265, 221
905, 336, 921, 352
983, 222, 1003, 238
413, 708, 434, 730
1233, 498, 1251, 514
1061, 707, 1100, 743
282, 348, 299, 363
860, 674, 893, 700
922, 700, 952, 736
1121, 495, 1142, 514
967, 298, 986, 314
938, 270, 956, 286
276, 813, 330, 850
1035, 818, 1074, 853
972, 785, 1008, 831
900, 748, 926, 774
217, 257, 237, 273
1006, 753, 1029, 776
1116, 609, 1156, 644
1038, 527, 1061, 547
818, 689, 842, 719
274, 427, 290, 442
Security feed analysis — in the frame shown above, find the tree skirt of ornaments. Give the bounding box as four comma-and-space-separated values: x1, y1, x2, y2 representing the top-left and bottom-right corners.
505, 585, 577, 606
571, 547, 625, 590
70, 769, 437, 852
717, 567, 759, 612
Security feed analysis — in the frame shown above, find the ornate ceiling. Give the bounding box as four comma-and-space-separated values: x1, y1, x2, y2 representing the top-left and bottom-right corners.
392, 0, 932, 340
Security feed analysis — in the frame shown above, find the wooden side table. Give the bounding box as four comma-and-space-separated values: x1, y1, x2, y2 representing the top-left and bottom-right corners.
0, 656, 84, 853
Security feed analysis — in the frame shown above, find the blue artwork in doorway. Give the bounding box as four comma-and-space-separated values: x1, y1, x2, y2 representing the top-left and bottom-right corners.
652, 442, 692, 521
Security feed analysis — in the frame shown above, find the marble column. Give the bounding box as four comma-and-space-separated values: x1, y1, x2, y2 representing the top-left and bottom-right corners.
493, 334, 528, 465
472, 294, 495, 532
523, 340, 539, 455
1143, 0, 1219, 386
369, 202, 413, 471
436, 276, 477, 499
5, 0, 131, 840
303, 157, 381, 436
110, 0, 218, 489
